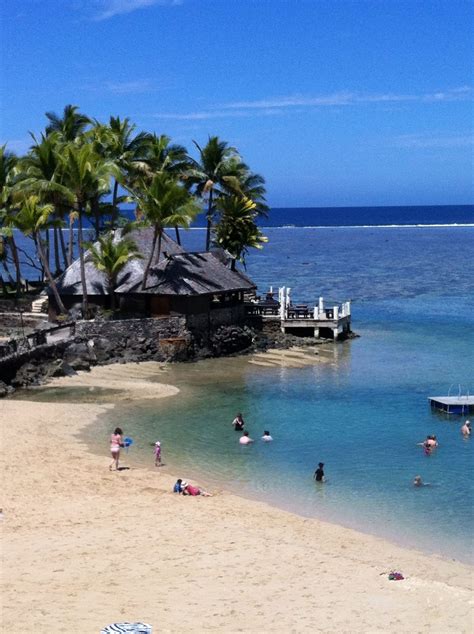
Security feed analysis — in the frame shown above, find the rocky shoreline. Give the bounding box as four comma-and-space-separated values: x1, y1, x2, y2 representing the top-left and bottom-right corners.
0, 315, 356, 397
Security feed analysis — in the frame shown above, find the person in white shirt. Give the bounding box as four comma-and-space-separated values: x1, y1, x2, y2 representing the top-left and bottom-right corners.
261, 430, 273, 442
239, 431, 254, 445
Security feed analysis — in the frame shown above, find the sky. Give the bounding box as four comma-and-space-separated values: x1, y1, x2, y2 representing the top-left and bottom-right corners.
1, 0, 473, 207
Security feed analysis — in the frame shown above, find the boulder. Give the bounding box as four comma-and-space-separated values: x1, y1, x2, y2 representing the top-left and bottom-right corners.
0, 380, 14, 398
45, 359, 77, 378
68, 357, 91, 372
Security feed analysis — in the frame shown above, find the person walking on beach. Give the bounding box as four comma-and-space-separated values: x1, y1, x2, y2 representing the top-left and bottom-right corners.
232, 413, 245, 431
154, 441, 162, 467
461, 420, 471, 437
109, 427, 124, 471
239, 431, 254, 445
314, 462, 325, 482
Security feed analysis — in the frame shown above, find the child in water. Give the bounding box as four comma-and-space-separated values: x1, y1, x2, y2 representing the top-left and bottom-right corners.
154, 441, 162, 467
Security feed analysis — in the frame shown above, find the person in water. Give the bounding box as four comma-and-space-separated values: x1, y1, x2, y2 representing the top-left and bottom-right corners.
109, 427, 124, 471
154, 441, 162, 467
239, 431, 254, 445
181, 481, 213, 497
461, 420, 471, 437
413, 475, 431, 487
314, 462, 325, 482
232, 413, 245, 431
261, 430, 273, 442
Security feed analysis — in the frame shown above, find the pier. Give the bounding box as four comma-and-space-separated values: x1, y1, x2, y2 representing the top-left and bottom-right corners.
245, 287, 351, 340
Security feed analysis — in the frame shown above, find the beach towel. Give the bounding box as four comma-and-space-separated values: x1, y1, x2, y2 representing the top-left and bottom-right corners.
101, 623, 152, 633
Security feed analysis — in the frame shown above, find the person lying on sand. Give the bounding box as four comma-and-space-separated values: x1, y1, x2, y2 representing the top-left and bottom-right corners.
181, 481, 213, 497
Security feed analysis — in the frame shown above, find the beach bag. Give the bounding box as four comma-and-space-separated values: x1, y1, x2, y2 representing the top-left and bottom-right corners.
101, 623, 152, 633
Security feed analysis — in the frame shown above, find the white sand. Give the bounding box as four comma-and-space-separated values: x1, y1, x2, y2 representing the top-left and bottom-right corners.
1, 364, 473, 633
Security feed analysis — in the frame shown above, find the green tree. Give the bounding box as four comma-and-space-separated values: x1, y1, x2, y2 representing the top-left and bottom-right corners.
8, 195, 67, 314
45, 104, 91, 142
59, 143, 117, 317
187, 136, 245, 251
130, 173, 199, 289
214, 196, 268, 270
87, 229, 142, 312
0, 145, 22, 294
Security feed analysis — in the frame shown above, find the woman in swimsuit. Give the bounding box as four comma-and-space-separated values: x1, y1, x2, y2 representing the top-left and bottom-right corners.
109, 427, 124, 471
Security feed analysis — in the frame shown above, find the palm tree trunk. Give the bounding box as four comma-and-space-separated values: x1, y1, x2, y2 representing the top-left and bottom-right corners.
67, 213, 74, 266
44, 229, 50, 282
109, 277, 116, 312
35, 232, 67, 315
141, 225, 158, 290
77, 205, 89, 318
53, 227, 61, 275
231, 258, 236, 271
58, 225, 68, 269
205, 189, 213, 251
9, 236, 22, 297
174, 226, 181, 245
155, 230, 162, 264
112, 179, 119, 229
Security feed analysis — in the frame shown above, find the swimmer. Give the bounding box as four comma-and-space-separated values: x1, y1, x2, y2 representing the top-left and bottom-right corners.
239, 431, 254, 445
232, 413, 245, 431
314, 462, 325, 483
413, 475, 431, 487
461, 420, 471, 437
261, 430, 273, 442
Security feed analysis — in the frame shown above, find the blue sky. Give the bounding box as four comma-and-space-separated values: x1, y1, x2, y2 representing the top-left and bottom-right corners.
1, 0, 473, 207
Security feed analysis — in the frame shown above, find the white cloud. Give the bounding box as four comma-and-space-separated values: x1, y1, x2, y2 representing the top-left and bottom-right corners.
93, 0, 181, 21
153, 87, 472, 121
105, 79, 153, 94
393, 133, 474, 149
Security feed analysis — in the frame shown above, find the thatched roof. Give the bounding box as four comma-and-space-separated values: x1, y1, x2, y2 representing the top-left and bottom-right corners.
52, 228, 184, 296
115, 252, 256, 296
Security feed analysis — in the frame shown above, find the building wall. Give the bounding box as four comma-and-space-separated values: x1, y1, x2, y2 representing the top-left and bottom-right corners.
75, 315, 187, 342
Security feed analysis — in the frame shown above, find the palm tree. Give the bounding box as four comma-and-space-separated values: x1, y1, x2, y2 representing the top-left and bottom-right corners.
214, 196, 268, 270
16, 133, 75, 271
87, 229, 142, 312
59, 143, 117, 317
8, 195, 67, 314
45, 104, 91, 142
92, 116, 151, 227
0, 145, 22, 294
187, 136, 245, 251
129, 173, 199, 289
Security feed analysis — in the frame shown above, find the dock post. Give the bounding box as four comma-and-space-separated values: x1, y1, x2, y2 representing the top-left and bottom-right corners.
319, 297, 324, 313
314, 327, 320, 338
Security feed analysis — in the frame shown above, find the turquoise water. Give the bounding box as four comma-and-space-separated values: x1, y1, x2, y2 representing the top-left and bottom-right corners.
96, 227, 473, 562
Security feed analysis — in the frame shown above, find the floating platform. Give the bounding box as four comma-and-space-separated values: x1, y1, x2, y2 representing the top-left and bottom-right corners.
428, 395, 474, 415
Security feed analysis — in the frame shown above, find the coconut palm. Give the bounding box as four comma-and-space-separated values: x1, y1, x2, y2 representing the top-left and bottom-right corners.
16, 133, 75, 270
0, 145, 23, 294
8, 195, 67, 314
92, 116, 151, 226
59, 143, 117, 317
214, 196, 268, 270
187, 136, 245, 251
45, 104, 91, 142
130, 173, 199, 289
87, 229, 142, 311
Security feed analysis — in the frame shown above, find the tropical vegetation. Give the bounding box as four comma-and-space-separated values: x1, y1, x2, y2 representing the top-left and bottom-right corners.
0, 104, 268, 315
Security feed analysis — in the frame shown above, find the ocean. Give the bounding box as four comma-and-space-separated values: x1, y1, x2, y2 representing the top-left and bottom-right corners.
9, 206, 474, 562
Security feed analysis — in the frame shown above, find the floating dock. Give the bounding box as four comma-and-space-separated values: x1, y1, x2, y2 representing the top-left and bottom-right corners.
428, 395, 474, 415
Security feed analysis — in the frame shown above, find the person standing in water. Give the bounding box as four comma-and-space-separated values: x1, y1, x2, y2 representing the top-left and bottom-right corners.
232, 413, 245, 431
261, 430, 273, 442
314, 462, 325, 482
109, 427, 124, 471
461, 420, 471, 437
239, 431, 254, 445
154, 441, 162, 467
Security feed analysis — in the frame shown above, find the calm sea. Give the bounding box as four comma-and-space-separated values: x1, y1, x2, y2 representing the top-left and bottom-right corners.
12, 206, 474, 562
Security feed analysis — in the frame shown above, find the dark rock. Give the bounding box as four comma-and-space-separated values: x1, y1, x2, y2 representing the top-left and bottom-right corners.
68, 358, 91, 372
46, 359, 77, 378
0, 380, 14, 398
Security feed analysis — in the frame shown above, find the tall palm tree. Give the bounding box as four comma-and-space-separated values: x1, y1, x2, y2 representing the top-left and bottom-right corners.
59, 143, 117, 317
187, 136, 245, 251
129, 173, 199, 290
92, 116, 151, 227
45, 104, 91, 142
0, 145, 22, 294
214, 196, 268, 270
16, 133, 75, 271
8, 195, 67, 314
87, 229, 142, 312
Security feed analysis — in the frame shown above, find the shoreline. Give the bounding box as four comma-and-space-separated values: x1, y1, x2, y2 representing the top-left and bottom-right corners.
2, 366, 473, 632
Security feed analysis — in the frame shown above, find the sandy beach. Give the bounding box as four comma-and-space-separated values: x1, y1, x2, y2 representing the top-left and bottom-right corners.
1, 364, 473, 633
